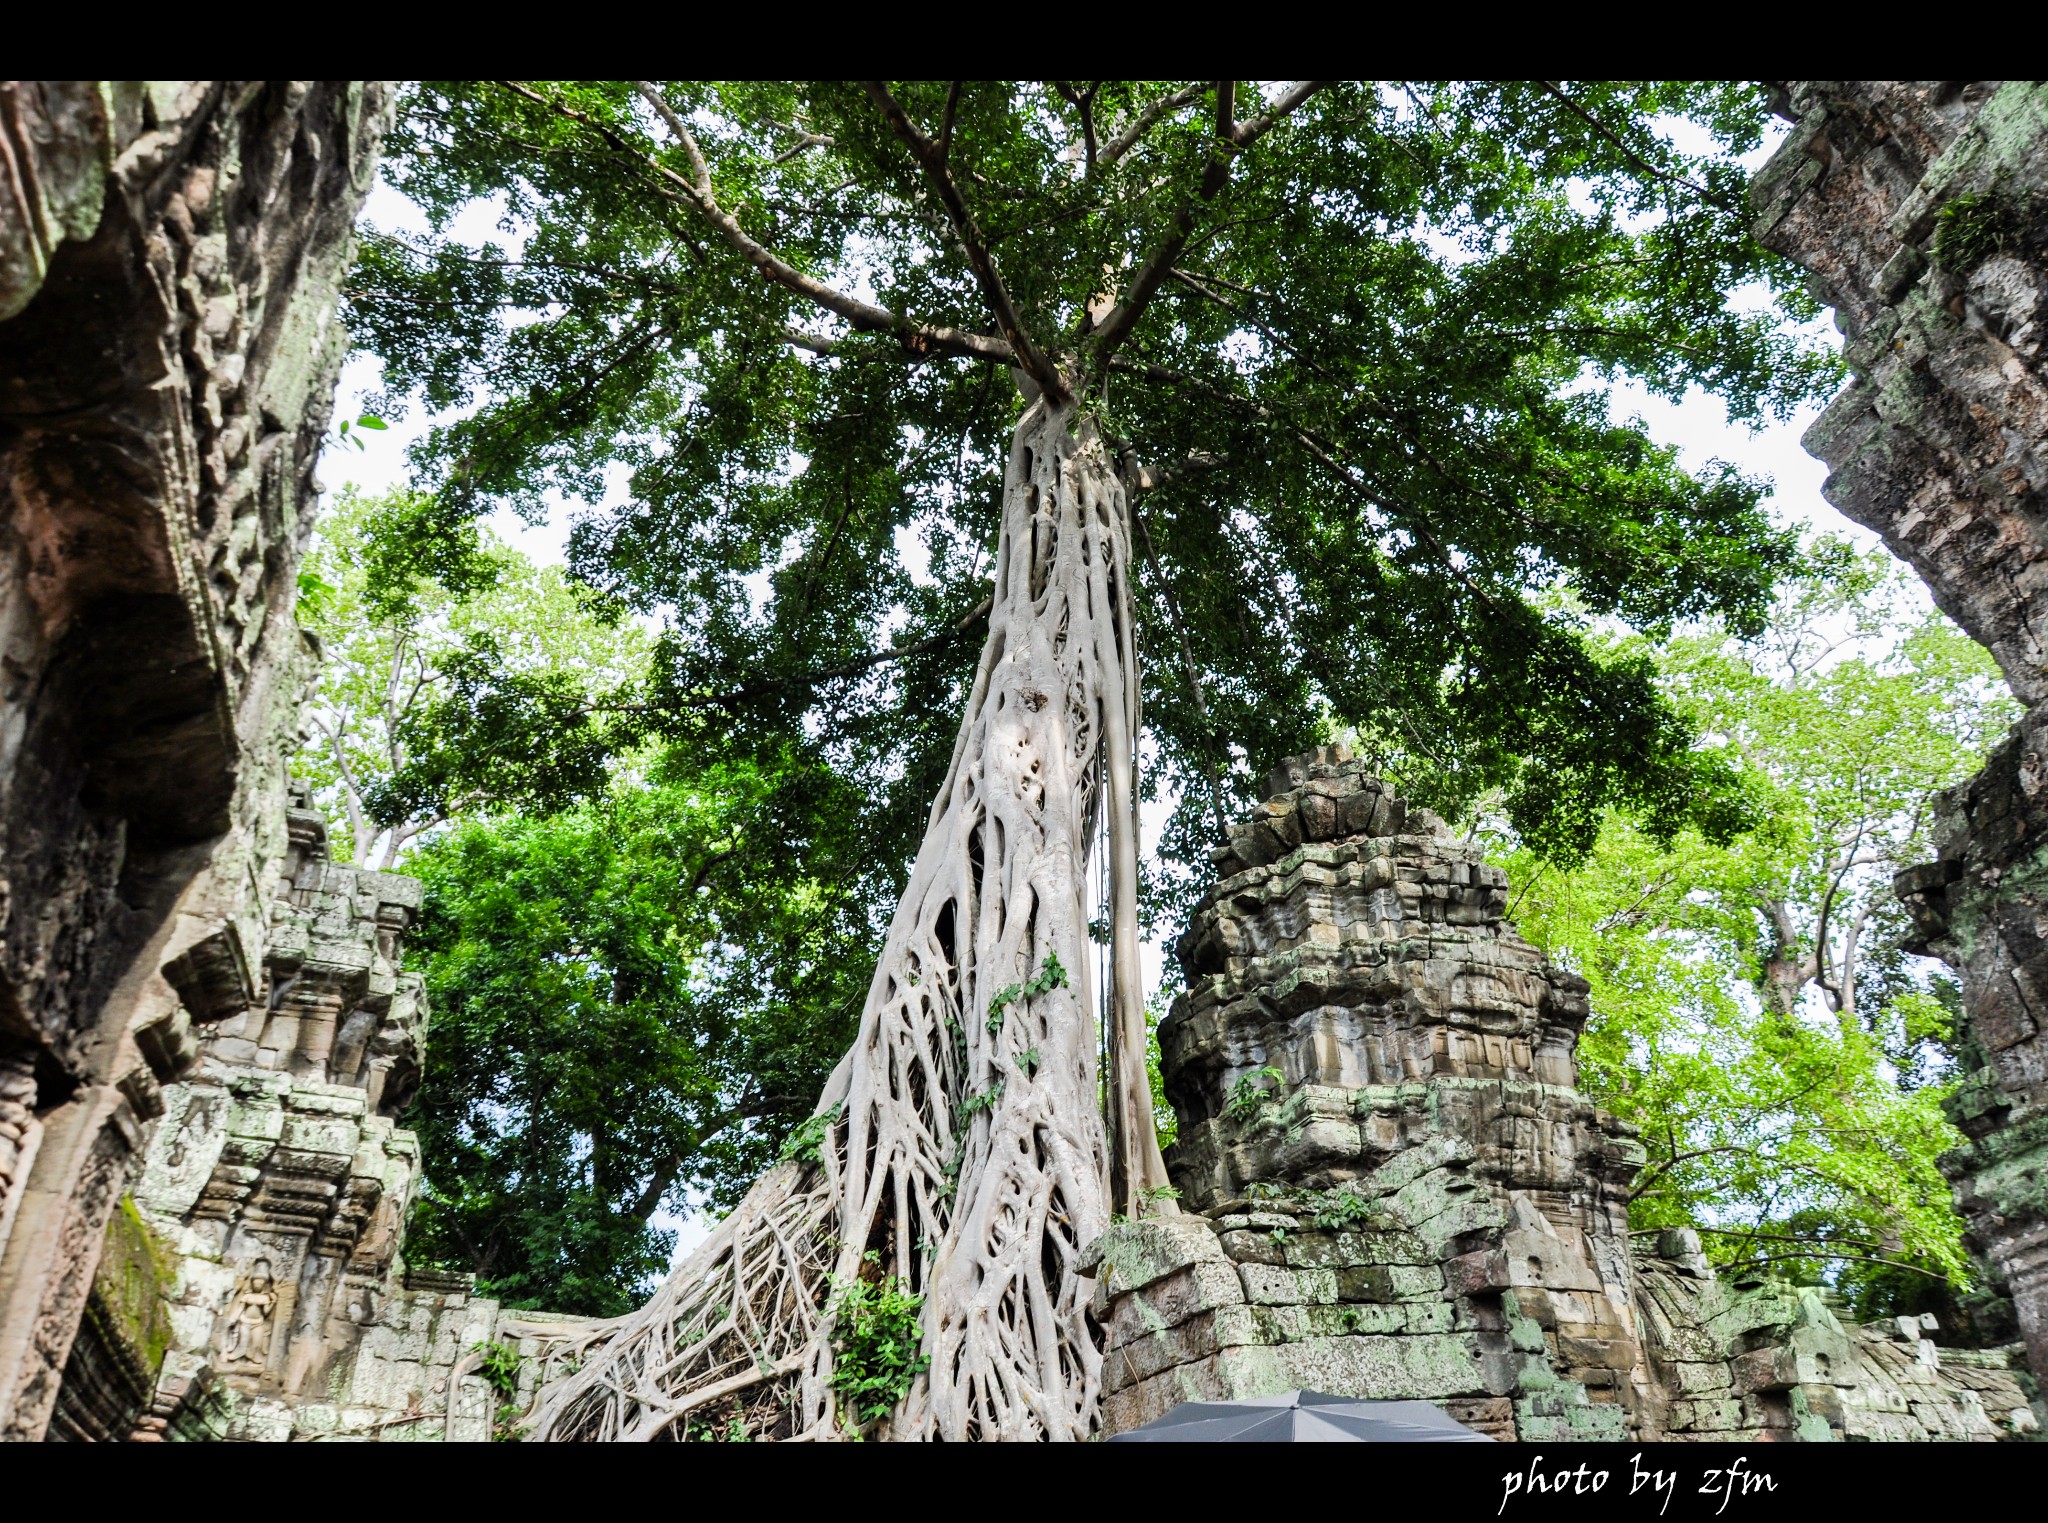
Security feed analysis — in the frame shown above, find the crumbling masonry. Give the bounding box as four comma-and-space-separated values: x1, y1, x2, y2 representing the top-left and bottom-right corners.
0, 81, 389, 1440
1749, 80, 2048, 1392
1091, 753, 2037, 1440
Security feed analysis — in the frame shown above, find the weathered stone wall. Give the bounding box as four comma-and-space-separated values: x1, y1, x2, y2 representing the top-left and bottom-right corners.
1088, 754, 2036, 1440
1749, 81, 2048, 1394
107, 787, 594, 1442
0, 81, 389, 1440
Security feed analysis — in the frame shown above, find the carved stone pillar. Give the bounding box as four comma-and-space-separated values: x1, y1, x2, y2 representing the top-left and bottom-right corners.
286, 983, 345, 1082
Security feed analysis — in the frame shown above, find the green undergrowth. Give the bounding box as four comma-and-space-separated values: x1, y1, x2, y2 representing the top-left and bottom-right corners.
473, 1338, 526, 1441
97, 1196, 176, 1378
828, 1251, 928, 1432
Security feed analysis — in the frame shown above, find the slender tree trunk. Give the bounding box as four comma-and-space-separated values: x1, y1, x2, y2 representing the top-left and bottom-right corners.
1757, 897, 1812, 1015
530, 400, 1167, 1441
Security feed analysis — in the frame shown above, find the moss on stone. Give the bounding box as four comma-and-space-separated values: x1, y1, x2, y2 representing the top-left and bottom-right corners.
96, 1195, 177, 1379
1930, 191, 2028, 273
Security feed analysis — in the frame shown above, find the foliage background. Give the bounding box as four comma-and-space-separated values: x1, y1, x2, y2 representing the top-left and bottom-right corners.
1491, 544, 2017, 1320
298, 81, 2017, 1314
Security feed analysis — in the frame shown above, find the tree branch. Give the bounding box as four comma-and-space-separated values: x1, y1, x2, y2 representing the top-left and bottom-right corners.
760, 115, 834, 166
505, 82, 1013, 367
1088, 83, 1328, 361
1052, 82, 1099, 170
1592, 870, 1674, 934
1719, 1249, 1949, 1282
309, 711, 374, 868
1096, 83, 1209, 170
1124, 484, 1230, 843
1814, 822, 1871, 1008
1535, 81, 1726, 208
863, 82, 1068, 403
629, 1095, 792, 1222
1627, 1141, 1771, 1203
1168, 264, 1345, 385
1126, 449, 1227, 493
937, 80, 963, 159
1231, 79, 1326, 145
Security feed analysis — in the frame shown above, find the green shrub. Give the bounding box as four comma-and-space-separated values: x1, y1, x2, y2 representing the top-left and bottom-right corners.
1225, 1065, 1285, 1124
829, 1253, 929, 1428
1931, 192, 2026, 273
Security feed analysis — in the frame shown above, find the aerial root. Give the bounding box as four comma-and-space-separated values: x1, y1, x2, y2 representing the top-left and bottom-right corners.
531, 402, 1154, 1441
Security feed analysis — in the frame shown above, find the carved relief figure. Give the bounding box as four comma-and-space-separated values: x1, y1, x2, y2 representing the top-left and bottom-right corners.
163, 1096, 218, 1171
220, 1260, 277, 1367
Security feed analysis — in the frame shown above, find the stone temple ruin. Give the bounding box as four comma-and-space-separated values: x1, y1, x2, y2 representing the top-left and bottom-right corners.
0, 82, 584, 1442
5, 78, 2048, 1442
1090, 750, 2038, 1441
86, 788, 587, 1441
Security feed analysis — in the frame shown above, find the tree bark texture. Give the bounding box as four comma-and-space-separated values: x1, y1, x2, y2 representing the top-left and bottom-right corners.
0, 80, 387, 1441
1752, 80, 2048, 1393
532, 401, 1169, 1441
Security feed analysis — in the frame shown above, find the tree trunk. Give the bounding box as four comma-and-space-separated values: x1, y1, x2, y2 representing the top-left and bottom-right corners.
530, 399, 1169, 1441
1756, 897, 1812, 1015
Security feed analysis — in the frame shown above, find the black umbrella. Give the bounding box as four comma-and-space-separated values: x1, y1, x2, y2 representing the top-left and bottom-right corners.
1105, 1390, 1494, 1442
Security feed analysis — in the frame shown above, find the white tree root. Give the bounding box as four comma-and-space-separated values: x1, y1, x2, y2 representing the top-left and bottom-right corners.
528, 401, 1171, 1442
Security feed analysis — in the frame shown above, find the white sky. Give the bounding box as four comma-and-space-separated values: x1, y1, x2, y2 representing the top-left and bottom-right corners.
317, 120, 1911, 1270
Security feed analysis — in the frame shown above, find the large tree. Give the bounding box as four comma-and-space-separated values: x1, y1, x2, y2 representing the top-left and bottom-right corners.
402, 763, 869, 1316
348, 81, 1834, 1440
294, 485, 651, 868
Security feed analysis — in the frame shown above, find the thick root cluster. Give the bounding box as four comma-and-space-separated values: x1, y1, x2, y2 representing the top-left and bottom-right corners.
530, 402, 1165, 1442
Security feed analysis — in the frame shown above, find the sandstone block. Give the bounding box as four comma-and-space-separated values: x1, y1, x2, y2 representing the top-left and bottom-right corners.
1276, 1332, 1486, 1401
1103, 1260, 1246, 1351
1217, 1228, 1286, 1265
1446, 1248, 1510, 1296
1239, 1263, 1338, 1305
1081, 1217, 1227, 1298
1731, 1345, 1800, 1394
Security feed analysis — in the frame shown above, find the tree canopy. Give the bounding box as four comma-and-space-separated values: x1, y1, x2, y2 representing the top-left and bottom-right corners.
295, 490, 873, 1310
346, 81, 1839, 933
1497, 542, 2018, 1321
295, 486, 651, 867
402, 763, 868, 1314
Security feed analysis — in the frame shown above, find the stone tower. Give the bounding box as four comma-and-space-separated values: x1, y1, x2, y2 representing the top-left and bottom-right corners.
1163, 747, 1640, 1252
1087, 750, 2037, 1440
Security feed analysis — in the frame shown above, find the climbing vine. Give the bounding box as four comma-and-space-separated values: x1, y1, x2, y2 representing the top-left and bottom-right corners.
473, 1338, 526, 1442
984, 952, 1069, 1036
827, 1254, 930, 1432
779, 1102, 844, 1167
